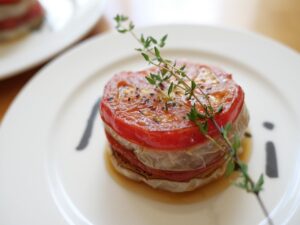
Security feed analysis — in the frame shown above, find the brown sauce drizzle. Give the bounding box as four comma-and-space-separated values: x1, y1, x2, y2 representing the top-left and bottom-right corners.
104, 137, 252, 204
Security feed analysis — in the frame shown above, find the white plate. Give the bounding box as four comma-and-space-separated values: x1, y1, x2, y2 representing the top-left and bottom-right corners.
0, 0, 106, 80
1, 25, 300, 225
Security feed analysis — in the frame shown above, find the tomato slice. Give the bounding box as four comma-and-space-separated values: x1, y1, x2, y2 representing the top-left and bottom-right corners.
106, 131, 225, 182
100, 62, 244, 150
0, 1, 43, 30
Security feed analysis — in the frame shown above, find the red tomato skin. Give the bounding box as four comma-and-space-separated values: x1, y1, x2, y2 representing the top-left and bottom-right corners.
100, 64, 245, 150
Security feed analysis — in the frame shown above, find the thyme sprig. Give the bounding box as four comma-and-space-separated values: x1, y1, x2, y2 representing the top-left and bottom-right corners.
114, 14, 274, 225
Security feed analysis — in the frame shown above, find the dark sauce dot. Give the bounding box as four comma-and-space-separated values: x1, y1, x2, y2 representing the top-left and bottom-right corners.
266, 141, 279, 178
263, 121, 275, 130
244, 132, 252, 138
76, 97, 101, 151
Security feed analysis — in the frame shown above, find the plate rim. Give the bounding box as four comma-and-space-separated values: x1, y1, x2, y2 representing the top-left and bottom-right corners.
1, 24, 300, 225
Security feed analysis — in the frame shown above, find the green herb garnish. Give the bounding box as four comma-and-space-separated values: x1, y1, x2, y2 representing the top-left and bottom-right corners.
114, 14, 274, 225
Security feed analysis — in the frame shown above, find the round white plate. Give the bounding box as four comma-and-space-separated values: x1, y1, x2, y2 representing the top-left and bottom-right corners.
0, 0, 106, 80
1, 25, 300, 225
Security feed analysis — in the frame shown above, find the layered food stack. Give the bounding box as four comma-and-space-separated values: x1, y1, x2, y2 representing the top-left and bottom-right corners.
100, 61, 249, 192
0, 0, 44, 41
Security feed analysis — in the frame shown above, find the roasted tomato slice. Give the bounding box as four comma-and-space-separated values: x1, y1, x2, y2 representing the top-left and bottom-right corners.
100, 62, 244, 150
0, 1, 43, 30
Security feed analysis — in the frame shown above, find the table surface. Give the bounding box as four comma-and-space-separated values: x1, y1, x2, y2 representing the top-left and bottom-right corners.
0, 0, 299, 121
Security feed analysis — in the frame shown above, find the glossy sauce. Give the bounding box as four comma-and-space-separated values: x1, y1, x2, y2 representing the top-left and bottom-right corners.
104, 136, 252, 204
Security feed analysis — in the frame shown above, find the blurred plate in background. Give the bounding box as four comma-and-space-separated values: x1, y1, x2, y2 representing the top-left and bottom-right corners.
0, 0, 106, 80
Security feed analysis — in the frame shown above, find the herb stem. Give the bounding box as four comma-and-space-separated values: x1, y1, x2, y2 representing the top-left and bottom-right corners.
255, 193, 274, 225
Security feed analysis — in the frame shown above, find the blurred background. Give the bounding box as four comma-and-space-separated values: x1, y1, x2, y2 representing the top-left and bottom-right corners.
0, 0, 299, 121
